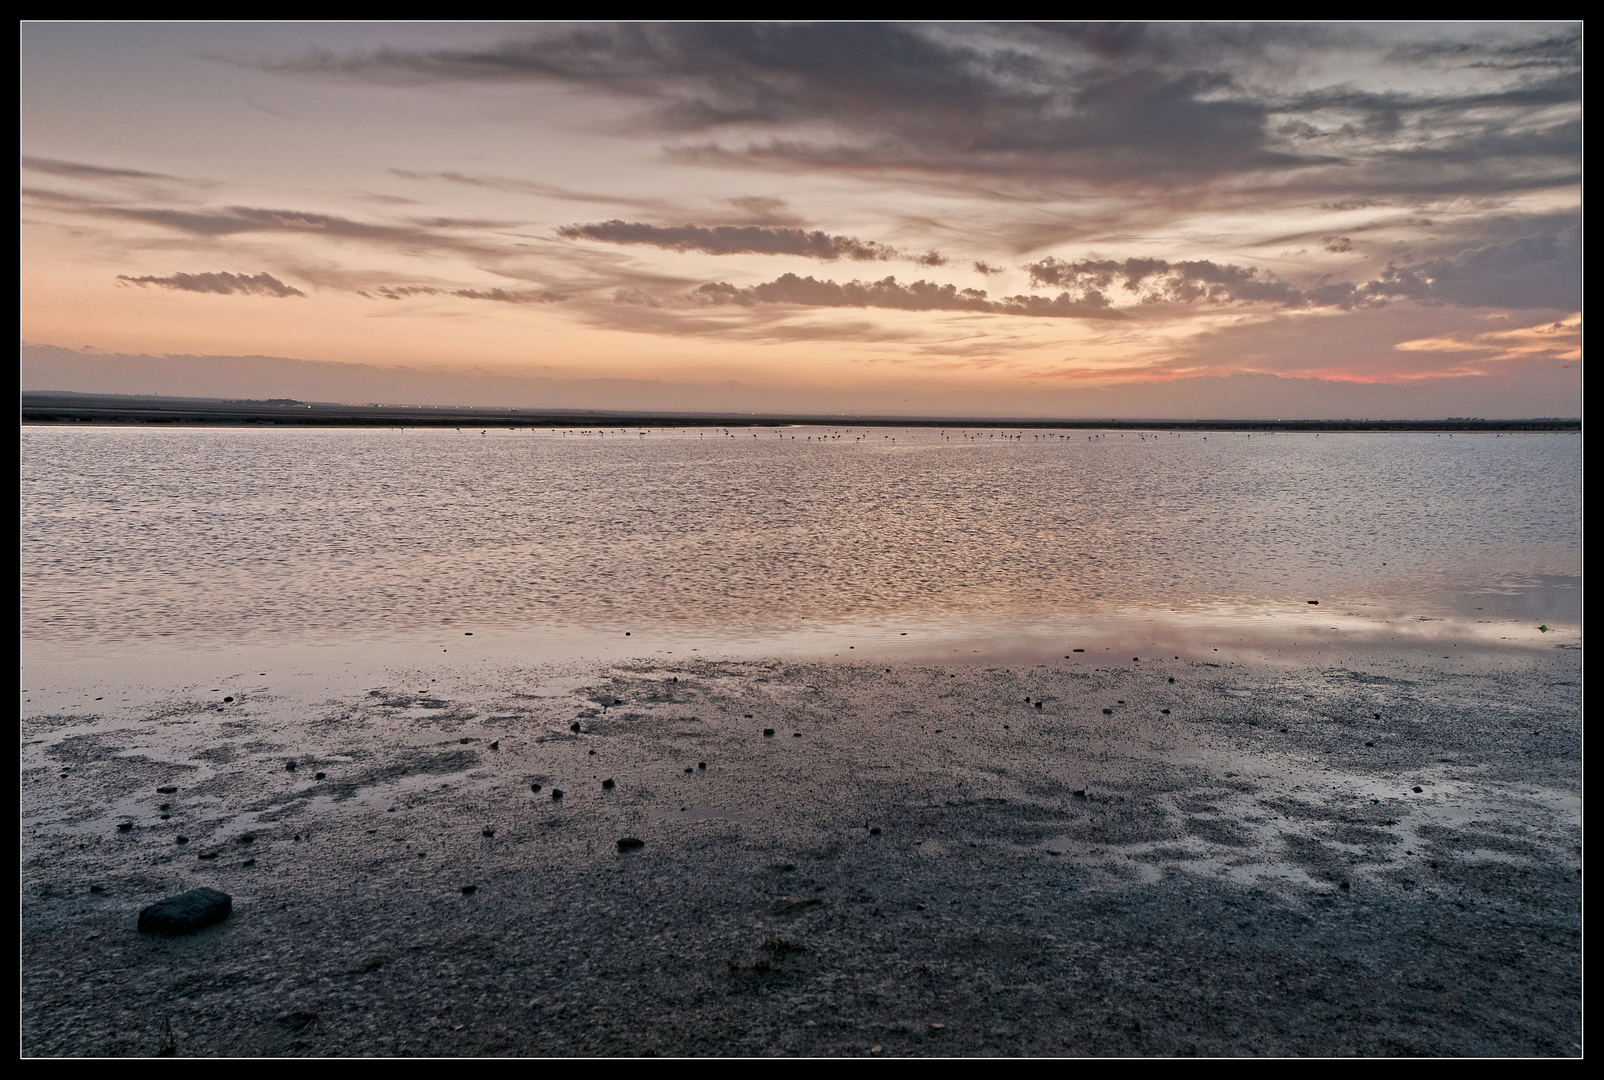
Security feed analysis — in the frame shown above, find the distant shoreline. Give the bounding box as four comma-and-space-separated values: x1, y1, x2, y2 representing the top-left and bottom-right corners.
18, 392, 1582, 432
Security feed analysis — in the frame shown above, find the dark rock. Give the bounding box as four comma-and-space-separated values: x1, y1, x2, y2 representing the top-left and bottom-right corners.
176, 836, 189, 844
160, 814, 170, 820
489, 741, 499, 750
90, 885, 104, 893
1339, 881, 1350, 890
764, 728, 775, 737
116, 821, 132, 832
241, 858, 256, 867
685, 766, 693, 773
237, 834, 254, 844
698, 762, 707, 770
223, 696, 233, 703
137, 887, 231, 934
745, 713, 753, 718
1365, 741, 1374, 747
1103, 708, 1113, 715
602, 778, 615, 788
570, 722, 582, 732
461, 885, 477, 895
617, 837, 645, 852
1413, 786, 1423, 793
1035, 701, 1043, 709
198, 852, 217, 860
1168, 677, 1175, 683
1072, 649, 1084, 652
460, 737, 472, 744
793, 732, 802, 738
589, 749, 597, 755
156, 786, 177, 794
315, 772, 326, 780
1073, 790, 1087, 798
551, 788, 564, 799
1374, 713, 1382, 719
1161, 709, 1170, 715
159, 803, 169, 810
869, 827, 881, 836
1307, 600, 1319, 605
285, 761, 296, 771
482, 826, 495, 837
531, 783, 542, 793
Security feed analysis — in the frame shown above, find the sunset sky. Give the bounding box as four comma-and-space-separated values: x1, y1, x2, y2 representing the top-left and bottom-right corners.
21, 23, 1581, 417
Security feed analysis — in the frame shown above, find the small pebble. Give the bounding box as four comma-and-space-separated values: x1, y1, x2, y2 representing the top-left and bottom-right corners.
603, 778, 615, 788
1160, 709, 1170, 715
489, 741, 499, 750
1339, 881, 1350, 890
241, 858, 255, 867
570, 722, 582, 732
1365, 742, 1374, 747
315, 772, 326, 780
531, 783, 543, 793
1102, 708, 1113, 715
89, 885, 104, 893
236, 834, 254, 844
461, 885, 477, 894
1168, 677, 1175, 683
869, 827, 881, 836
156, 786, 177, 794
159, 803, 169, 810
793, 732, 802, 738
764, 728, 775, 737
285, 761, 296, 771
698, 762, 707, 770
1412, 786, 1423, 793
482, 827, 495, 837
116, 822, 132, 832
551, 789, 564, 799
617, 837, 645, 852
176, 836, 188, 844
223, 696, 233, 703
684, 767, 693, 773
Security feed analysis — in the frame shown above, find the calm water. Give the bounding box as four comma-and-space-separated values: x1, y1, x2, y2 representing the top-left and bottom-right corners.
20, 426, 1581, 649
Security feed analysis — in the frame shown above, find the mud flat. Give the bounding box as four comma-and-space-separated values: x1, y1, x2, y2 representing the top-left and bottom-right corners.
21, 644, 1581, 1057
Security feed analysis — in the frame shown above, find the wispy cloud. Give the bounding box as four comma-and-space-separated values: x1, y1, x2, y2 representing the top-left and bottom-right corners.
558, 219, 943, 264
115, 271, 305, 297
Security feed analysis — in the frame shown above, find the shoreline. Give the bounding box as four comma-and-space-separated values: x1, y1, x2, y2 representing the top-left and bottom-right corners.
19, 392, 1582, 431
22, 639, 1582, 1056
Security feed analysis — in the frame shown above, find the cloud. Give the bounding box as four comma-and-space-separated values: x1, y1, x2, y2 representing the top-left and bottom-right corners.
256, 24, 1577, 200
1322, 236, 1354, 253
693, 272, 1122, 319
1359, 224, 1580, 310
1023, 256, 1311, 308
365, 285, 565, 304
972, 260, 1005, 275
1019, 224, 1580, 313
1394, 313, 1580, 364
22, 156, 189, 183
558, 219, 943, 264
115, 271, 305, 297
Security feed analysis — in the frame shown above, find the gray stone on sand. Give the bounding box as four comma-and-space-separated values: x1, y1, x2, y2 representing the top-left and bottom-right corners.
138, 887, 232, 934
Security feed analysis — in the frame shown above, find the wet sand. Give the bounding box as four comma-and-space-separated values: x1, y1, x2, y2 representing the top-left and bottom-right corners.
21, 643, 1582, 1057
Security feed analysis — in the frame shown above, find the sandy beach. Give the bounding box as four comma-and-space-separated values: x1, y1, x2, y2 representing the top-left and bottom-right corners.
21, 637, 1581, 1057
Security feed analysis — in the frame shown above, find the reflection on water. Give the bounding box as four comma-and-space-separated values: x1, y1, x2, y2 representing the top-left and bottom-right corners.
21, 426, 1580, 647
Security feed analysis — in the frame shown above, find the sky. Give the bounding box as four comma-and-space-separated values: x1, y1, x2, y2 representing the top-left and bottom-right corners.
20, 22, 1582, 418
